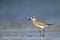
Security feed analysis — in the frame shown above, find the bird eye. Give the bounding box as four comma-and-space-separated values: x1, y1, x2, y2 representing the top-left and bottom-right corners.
32, 17, 34, 18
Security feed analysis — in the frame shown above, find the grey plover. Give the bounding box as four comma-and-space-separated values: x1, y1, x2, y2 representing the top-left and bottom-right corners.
28, 16, 53, 37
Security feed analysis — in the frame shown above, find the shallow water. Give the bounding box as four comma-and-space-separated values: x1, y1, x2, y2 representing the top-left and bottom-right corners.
0, 28, 60, 40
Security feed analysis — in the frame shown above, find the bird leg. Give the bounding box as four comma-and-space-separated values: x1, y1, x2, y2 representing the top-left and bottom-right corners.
39, 30, 41, 37
42, 29, 44, 37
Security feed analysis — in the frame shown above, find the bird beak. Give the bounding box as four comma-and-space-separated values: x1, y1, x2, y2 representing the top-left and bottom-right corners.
28, 18, 31, 20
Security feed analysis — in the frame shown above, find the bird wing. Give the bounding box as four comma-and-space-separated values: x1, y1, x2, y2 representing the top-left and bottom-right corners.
34, 20, 47, 26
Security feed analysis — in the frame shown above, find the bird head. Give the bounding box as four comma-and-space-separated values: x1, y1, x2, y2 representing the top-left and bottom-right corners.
28, 16, 36, 21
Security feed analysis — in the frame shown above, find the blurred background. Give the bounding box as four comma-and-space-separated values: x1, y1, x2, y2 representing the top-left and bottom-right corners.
0, 0, 60, 40
0, 0, 60, 29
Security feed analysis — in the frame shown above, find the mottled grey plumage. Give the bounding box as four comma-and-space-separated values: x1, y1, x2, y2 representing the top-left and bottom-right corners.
28, 16, 53, 29
33, 20, 48, 28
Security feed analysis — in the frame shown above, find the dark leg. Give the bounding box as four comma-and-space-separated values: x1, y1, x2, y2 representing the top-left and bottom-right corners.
42, 29, 44, 37
39, 30, 41, 37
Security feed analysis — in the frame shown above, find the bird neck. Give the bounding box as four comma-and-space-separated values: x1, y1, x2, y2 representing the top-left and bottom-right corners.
32, 18, 36, 22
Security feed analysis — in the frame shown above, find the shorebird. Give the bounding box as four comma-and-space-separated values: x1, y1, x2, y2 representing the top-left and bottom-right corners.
28, 16, 53, 37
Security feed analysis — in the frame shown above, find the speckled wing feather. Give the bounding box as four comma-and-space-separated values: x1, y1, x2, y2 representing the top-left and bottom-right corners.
34, 20, 47, 26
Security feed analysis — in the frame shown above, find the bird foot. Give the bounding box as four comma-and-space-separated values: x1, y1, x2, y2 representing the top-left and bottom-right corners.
42, 35, 44, 37
39, 30, 41, 32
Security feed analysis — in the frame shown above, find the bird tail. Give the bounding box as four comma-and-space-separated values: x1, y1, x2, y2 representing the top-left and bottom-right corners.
47, 24, 54, 26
